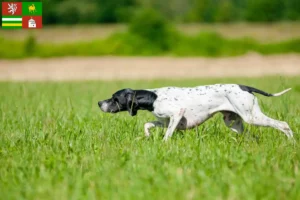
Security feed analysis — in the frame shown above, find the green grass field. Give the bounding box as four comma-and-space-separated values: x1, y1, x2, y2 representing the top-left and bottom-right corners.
1, 76, 300, 200
1, 23, 300, 59
1, 23, 300, 43
1, 32, 300, 59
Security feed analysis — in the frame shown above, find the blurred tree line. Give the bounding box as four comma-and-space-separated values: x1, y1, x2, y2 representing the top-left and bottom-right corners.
1, 0, 300, 24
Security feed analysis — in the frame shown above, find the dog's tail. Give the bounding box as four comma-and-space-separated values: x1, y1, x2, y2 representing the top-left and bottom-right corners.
239, 85, 291, 97
272, 88, 292, 96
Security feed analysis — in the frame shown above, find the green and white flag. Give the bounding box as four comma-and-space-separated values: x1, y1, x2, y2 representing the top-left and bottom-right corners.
2, 16, 22, 29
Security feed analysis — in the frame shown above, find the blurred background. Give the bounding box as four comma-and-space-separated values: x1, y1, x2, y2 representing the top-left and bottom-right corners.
0, 0, 300, 81
40, 0, 300, 24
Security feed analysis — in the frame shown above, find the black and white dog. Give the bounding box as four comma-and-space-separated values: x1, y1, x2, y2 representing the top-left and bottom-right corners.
98, 84, 293, 141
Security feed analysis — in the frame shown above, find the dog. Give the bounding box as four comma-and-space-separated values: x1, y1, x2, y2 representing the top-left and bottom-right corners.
98, 84, 293, 141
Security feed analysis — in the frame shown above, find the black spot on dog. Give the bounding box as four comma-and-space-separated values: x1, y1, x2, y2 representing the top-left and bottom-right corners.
239, 85, 273, 96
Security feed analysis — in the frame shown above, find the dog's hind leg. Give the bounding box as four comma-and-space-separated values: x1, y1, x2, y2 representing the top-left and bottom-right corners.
163, 108, 186, 141
234, 98, 294, 138
222, 111, 244, 133
244, 113, 293, 138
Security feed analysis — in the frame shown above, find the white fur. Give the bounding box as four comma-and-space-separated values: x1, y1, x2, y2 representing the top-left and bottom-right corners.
144, 84, 293, 141
100, 102, 109, 112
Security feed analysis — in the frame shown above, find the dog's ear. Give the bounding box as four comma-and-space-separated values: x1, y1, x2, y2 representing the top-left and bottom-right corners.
125, 91, 138, 116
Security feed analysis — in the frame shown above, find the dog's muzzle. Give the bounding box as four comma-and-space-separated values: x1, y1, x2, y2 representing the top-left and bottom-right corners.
98, 101, 109, 112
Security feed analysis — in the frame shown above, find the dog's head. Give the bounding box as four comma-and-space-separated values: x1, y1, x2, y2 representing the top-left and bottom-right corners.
98, 88, 139, 116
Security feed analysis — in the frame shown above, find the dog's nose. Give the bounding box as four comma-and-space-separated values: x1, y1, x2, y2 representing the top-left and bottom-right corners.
98, 101, 103, 107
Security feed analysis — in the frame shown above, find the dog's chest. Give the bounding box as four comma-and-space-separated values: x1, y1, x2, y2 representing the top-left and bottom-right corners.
152, 104, 213, 129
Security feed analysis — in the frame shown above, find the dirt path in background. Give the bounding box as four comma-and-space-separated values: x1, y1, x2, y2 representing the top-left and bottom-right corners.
0, 53, 299, 81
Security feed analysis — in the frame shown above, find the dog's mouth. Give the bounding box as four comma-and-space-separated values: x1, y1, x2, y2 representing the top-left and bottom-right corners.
107, 109, 119, 113
98, 100, 121, 114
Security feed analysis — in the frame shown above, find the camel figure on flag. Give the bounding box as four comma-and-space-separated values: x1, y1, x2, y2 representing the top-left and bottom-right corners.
28, 4, 36, 13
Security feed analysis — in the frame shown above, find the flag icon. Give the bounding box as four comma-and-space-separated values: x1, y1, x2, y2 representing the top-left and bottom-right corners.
2, 16, 22, 29
2, 2, 42, 29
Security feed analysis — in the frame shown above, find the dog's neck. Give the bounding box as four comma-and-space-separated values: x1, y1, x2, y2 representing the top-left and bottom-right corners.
134, 90, 158, 112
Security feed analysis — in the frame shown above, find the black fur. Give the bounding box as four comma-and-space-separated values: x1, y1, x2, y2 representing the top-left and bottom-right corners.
98, 88, 157, 116
239, 85, 273, 97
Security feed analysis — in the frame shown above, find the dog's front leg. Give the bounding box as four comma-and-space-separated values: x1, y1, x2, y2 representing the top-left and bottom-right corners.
163, 108, 186, 141
144, 121, 164, 137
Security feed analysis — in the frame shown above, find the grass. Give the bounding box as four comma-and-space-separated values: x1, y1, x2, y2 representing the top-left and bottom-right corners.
1, 32, 300, 59
1, 76, 300, 199
1, 23, 300, 43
